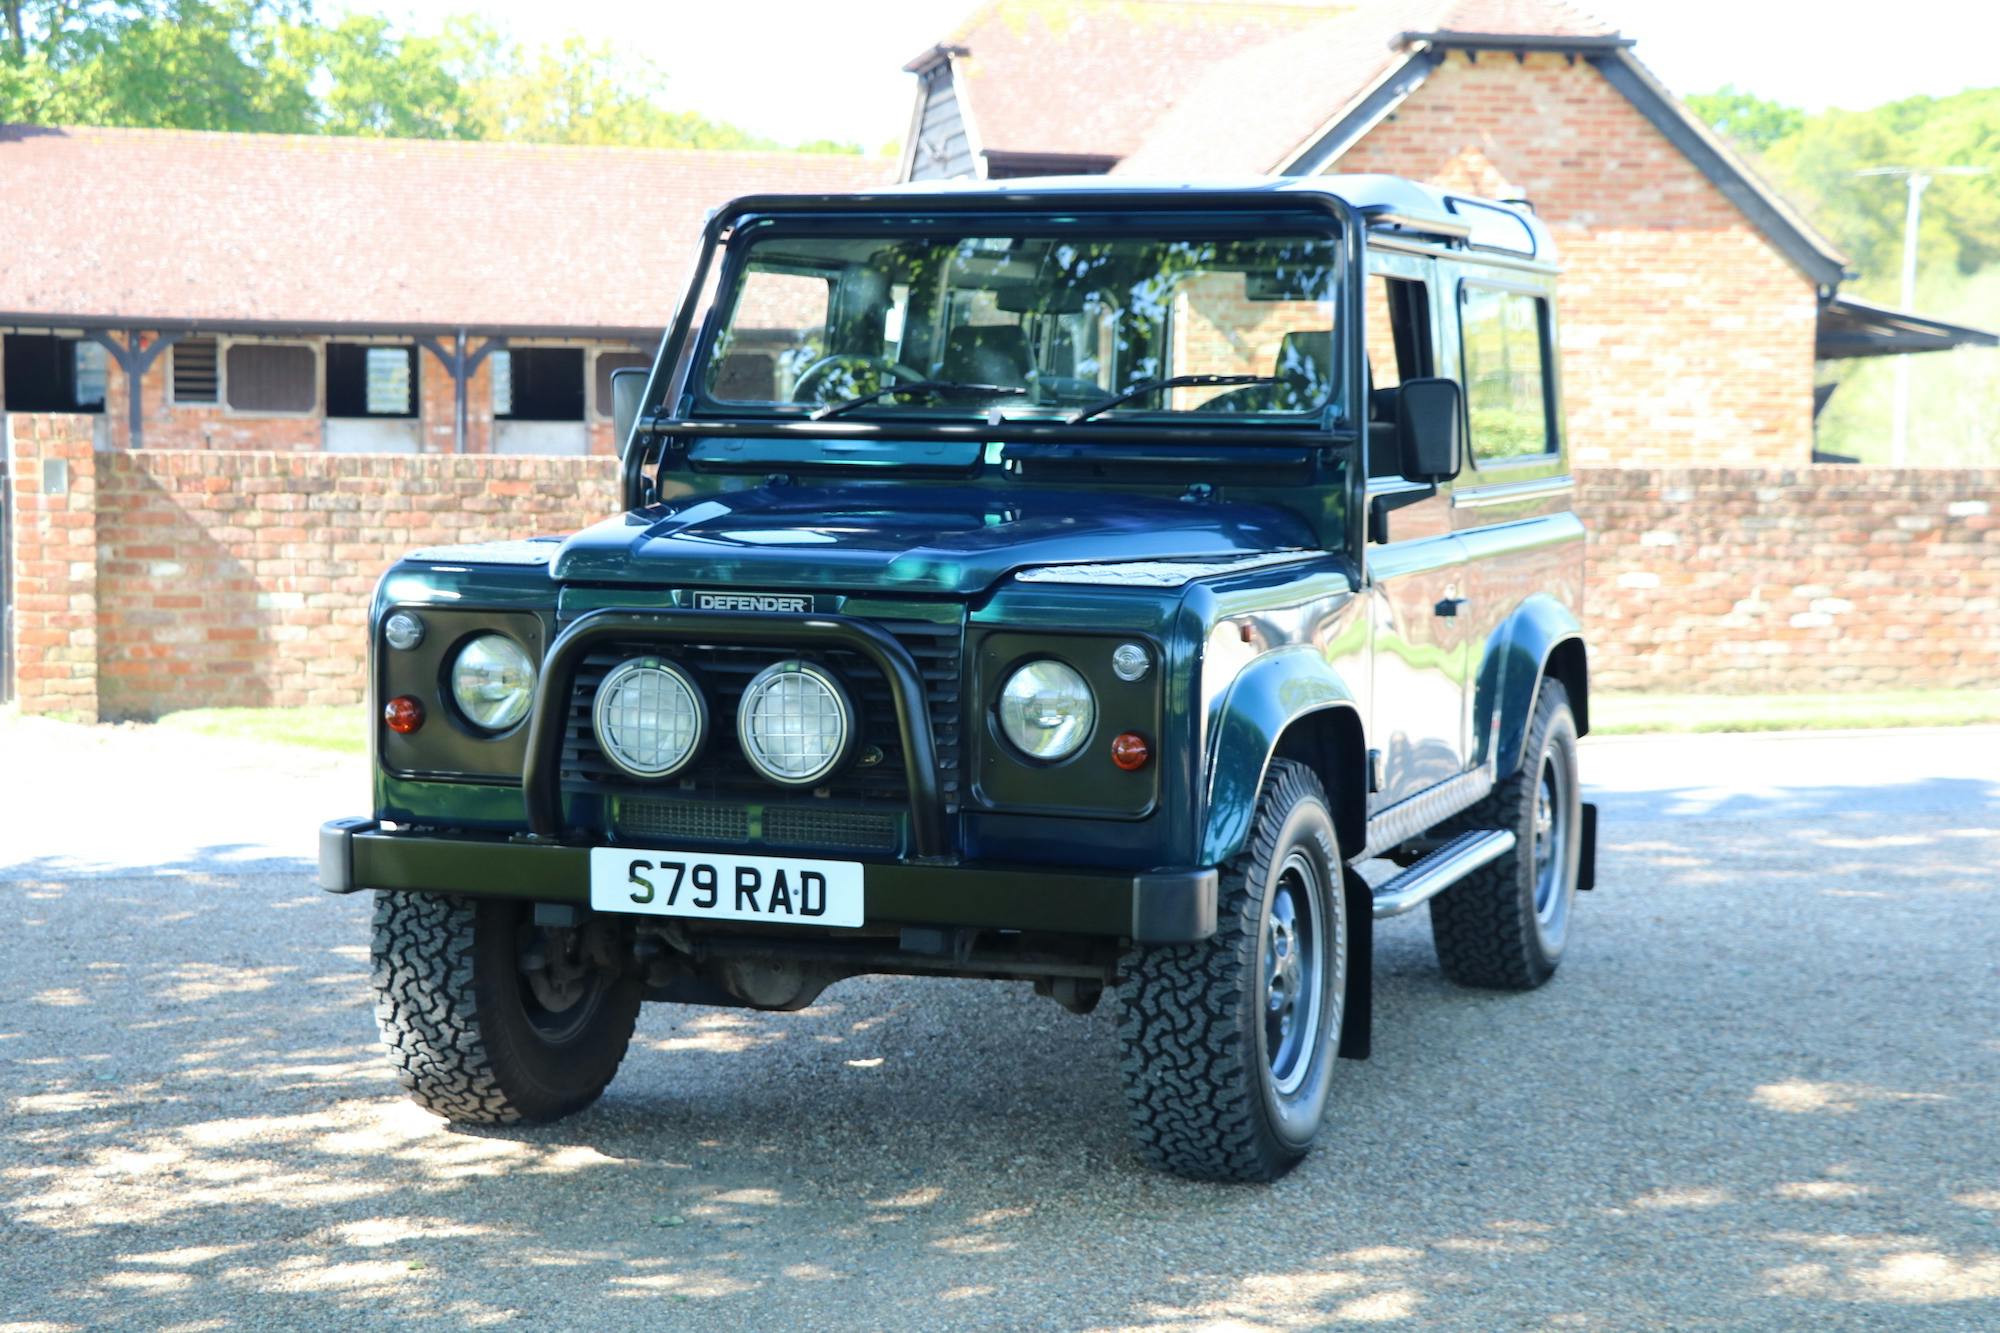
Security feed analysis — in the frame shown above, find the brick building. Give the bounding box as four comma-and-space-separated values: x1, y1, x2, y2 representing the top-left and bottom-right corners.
901, 0, 1994, 466
0, 127, 890, 456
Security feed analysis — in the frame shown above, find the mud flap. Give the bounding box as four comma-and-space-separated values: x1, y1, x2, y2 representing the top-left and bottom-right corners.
1578, 801, 1598, 892
1338, 866, 1372, 1060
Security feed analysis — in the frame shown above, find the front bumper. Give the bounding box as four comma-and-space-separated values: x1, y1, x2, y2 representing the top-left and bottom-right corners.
320, 818, 1218, 944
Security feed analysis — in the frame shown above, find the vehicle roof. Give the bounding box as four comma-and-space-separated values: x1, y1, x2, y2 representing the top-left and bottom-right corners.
729, 173, 1557, 262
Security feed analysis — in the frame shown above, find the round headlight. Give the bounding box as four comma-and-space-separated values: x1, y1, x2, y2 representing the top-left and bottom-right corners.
593, 658, 705, 779
737, 660, 852, 787
998, 659, 1095, 761
449, 634, 536, 732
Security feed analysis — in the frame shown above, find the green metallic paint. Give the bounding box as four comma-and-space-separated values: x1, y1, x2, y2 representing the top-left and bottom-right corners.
1471, 590, 1587, 778
1200, 644, 1365, 866
346, 188, 1591, 920
377, 775, 533, 829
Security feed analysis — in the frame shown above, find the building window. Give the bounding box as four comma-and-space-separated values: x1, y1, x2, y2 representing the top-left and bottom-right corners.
1460, 286, 1552, 462
592, 351, 651, 418
72, 341, 107, 410
1, 333, 105, 413
171, 339, 220, 404
491, 347, 584, 421
326, 343, 416, 418
225, 342, 318, 414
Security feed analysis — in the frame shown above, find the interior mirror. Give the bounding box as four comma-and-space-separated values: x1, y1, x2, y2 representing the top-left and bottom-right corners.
611, 367, 650, 456
1395, 376, 1463, 483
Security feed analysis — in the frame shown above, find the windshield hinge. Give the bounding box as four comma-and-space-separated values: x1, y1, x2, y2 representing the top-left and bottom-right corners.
1181, 482, 1216, 504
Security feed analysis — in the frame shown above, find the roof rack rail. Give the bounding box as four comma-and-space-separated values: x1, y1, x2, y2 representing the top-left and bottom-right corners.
1357, 202, 1474, 243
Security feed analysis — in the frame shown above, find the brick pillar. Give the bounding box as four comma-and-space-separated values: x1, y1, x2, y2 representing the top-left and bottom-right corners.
5, 414, 102, 722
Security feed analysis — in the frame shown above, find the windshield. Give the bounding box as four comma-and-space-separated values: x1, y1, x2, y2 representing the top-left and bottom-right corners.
695, 215, 1343, 423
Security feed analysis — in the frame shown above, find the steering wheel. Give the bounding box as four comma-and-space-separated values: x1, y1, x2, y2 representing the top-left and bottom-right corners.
790, 354, 925, 405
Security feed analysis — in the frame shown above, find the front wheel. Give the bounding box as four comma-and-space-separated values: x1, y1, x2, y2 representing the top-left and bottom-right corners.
371, 892, 642, 1125
1117, 759, 1347, 1182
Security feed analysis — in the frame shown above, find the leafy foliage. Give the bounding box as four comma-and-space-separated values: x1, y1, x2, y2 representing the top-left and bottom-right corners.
0, 0, 865, 152
1690, 83, 2000, 463
1684, 85, 1803, 153
1690, 84, 2000, 297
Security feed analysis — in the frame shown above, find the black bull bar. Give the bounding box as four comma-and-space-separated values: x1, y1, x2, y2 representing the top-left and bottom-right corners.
521, 608, 946, 856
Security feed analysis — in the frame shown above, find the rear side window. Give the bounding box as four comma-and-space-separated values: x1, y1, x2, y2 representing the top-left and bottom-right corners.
1460, 286, 1552, 462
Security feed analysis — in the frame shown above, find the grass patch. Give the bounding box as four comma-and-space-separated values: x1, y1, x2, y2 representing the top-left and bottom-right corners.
1595, 689, 2000, 735
152, 705, 366, 754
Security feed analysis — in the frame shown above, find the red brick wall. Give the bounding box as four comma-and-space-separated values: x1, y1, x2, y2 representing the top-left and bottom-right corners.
4, 415, 102, 721
90, 450, 619, 715
1582, 468, 2000, 691
1335, 52, 1820, 467
10, 423, 1998, 718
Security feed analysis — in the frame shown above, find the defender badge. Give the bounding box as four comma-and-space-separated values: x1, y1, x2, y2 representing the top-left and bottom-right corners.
691, 591, 811, 613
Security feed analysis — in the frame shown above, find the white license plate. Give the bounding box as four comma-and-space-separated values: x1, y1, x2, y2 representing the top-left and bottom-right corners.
588, 847, 864, 928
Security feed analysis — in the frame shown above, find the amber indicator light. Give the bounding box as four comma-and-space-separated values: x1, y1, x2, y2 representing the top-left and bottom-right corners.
384, 695, 425, 735
1110, 731, 1151, 772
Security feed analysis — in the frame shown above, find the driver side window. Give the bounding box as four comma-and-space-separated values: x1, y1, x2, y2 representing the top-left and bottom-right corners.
706, 268, 833, 402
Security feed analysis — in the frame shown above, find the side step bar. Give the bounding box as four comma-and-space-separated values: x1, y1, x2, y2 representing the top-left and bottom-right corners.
1371, 829, 1516, 919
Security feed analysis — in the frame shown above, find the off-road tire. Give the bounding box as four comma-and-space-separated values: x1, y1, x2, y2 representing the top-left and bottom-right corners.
1429, 680, 1581, 990
1117, 759, 1347, 1182
371, 891, 642, 1125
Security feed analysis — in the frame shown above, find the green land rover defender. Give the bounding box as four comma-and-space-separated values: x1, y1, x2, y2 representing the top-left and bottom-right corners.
322, 176, 1596, 1182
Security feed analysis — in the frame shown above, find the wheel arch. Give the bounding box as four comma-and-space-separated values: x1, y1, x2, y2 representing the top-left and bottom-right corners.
1473, 593, 1589, 780
1200, 647, 1368, 867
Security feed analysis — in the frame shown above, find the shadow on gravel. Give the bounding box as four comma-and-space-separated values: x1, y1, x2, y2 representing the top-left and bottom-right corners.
4, 806, 1998, 1329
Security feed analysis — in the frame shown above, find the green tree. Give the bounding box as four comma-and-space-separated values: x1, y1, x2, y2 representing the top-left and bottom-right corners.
288, 12, 477, 139
1684, 85, 1802, 153
436, 19, 785, 150
1, 2, 870, 153
2, 1, 315, 131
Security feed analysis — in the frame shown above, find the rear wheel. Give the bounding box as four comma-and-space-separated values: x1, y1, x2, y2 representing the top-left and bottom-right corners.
1117, 759, 1347, 1182
1429, 680, 1581, 990
371, 892, 641, 1124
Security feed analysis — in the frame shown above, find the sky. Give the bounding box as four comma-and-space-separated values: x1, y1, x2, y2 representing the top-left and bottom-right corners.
349, 0, 2000, 151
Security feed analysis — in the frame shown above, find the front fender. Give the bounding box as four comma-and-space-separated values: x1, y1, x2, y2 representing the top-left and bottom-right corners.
1473, 592, 1586, 778
1201, 646, 1365, 865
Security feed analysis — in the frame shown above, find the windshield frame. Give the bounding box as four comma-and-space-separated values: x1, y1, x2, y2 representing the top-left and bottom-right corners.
669, 194, 1360, 436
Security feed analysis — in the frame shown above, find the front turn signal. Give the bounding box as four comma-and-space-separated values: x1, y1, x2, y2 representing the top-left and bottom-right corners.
1110, 731, 1151, 772
384, 695, 425, 735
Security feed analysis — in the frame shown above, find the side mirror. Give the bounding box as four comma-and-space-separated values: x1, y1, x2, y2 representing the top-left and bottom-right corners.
1394, 377, 1463, 484
611, 367, 650, 457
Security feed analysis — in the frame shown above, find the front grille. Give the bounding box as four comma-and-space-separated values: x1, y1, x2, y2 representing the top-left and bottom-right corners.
560, 610, 961, 853
615, 798, 750, 844
763, 806, 899, 853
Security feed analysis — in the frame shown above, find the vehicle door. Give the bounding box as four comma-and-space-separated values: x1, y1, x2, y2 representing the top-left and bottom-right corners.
1364, 252, 1474, 809
1447, 276, 1581, 768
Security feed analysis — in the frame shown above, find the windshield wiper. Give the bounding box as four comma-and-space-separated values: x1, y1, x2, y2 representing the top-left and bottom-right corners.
1066, 374, 1285, 424
810, 380, 1029, 420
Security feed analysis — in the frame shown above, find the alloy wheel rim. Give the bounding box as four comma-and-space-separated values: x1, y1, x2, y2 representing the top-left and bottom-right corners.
1263, 850, 1326, 1097
1532, 753, 1569, 927
519, 926, 608, 1044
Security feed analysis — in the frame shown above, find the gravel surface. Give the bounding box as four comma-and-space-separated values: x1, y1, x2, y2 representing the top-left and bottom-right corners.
2, 717, 1996, 1330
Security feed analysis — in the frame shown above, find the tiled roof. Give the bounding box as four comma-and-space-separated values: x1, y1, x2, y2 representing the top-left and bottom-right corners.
1114, 1, 1439, 178
936, 0, 1334, 163
935, 0, 1621, 178
0, 125, 892, 332
1421, 0, 1618, 37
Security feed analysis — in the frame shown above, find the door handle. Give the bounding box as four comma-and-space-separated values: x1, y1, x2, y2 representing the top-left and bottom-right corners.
1434, 596, 1470, 618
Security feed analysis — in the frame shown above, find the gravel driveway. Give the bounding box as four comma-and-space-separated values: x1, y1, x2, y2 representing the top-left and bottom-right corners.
2, 717, 1996, 1330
